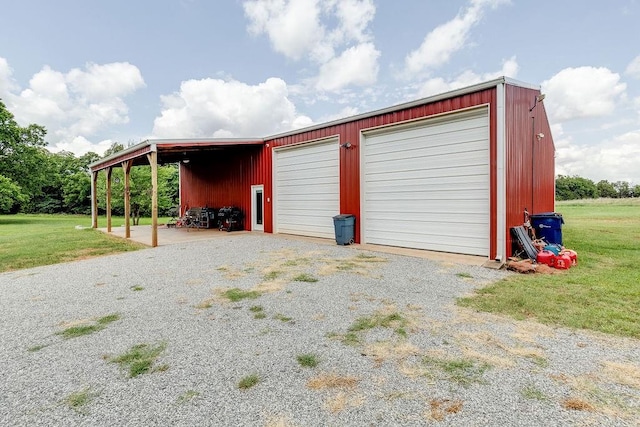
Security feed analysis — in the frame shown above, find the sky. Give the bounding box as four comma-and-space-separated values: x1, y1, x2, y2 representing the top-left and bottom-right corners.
1, 0, 639, 184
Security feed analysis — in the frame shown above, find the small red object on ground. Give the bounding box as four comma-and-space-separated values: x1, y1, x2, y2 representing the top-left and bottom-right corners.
554, 253, 572, 270
536, 250, 556, 267
560, 249, 578, 266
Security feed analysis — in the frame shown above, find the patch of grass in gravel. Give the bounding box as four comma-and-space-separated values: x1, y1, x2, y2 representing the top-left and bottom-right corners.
293, 273, 318, 283
65, 387, 98, 413
109, 342, 167, 378
176, 390, 200, 404
521, 384, 549, 401
348, 311, 408, 337
222, 288, 261, 302
456, 272, 473, 279
57, 313, 120, 339
27, 344, 49, 352
97, 313, 120, 325
297, 353, 319, 368
238, 374, 260, 389
326, 330, 361, 346
59, 324, 103, 339
130, 285, 144, 291
263, 270, 282, 281
250, 305, 267, 319
274, 313, 292, 322
283, 258, 309, 266
422, 355, 490, 387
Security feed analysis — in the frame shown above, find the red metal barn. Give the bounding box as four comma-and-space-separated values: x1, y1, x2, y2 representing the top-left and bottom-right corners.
91, 77, 555, 261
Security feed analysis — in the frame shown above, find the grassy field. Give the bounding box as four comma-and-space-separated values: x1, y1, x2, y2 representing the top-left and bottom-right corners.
0, 214, 163, 272
459, 198, 640, 339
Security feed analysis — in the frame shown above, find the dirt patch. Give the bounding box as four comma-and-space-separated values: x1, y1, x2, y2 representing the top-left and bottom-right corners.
428, 398, 464, 421
602, 361, 640, 389
561, 397, 594, 411
307, 373, 359, 390
362, 340, 421, 366
324, 391, 365, 413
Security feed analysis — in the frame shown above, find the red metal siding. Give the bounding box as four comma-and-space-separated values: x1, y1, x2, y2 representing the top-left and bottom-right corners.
179, 146, 266, 230
266, 89, 498, 254
504, 85, 556, 256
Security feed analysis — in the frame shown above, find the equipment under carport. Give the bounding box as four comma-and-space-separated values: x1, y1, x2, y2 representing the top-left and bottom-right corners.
218, 207, 244, 232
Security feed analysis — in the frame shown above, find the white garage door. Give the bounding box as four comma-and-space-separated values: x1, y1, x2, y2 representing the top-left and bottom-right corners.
362, 107, 490, 256
274, 138, 340, 239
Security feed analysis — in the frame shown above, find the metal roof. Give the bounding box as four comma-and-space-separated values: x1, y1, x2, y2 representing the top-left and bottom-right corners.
89, 76, 540, 171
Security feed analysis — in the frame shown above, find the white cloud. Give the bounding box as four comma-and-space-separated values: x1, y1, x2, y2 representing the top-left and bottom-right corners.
625, 55, 640, 79
555, 129, 640, 184
315, 42, 380, 92
243, 0, 378, 91
541, 66, 626, 122
0, 58, 145, 154
152, 77, 312, 138
48, 136, 115, 156
331, 0, 376, 45
404, 0, 510, 77
417, 56, 519, 98
0, 57, 19, 96
244, 0, 327, 61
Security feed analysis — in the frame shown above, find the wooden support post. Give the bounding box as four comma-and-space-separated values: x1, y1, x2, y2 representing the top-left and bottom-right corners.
147, 151, 159, 247
122, 160, 132, 239
106, 167, 112, 233
91, 171, 98, 228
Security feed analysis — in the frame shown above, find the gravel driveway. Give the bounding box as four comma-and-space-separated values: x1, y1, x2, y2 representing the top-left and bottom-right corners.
1, 234, 639, 426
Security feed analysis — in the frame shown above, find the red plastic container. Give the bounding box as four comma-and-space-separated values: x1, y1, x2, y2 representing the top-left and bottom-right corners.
554, 253, 572, 270
560, 249, 577, 266
536, 250, 556, 267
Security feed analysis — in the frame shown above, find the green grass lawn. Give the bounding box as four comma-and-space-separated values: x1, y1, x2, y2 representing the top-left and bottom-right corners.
0, 214, 161, 272
459, 198, 640, 339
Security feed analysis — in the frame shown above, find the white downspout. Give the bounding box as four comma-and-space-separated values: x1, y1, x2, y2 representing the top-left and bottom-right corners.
495, 83, 507, 262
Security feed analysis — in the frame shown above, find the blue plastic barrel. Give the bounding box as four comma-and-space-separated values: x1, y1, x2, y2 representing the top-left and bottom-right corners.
530, 212, 564, 245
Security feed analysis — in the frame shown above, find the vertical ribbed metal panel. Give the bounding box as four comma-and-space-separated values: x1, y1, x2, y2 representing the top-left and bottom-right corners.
504, 85, 555, 256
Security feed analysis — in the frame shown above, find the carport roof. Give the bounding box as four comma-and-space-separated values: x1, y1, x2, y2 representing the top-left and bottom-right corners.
89, 138, 264, 171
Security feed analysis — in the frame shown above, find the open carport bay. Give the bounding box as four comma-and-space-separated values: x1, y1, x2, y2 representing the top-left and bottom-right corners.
1, 234, 638, 426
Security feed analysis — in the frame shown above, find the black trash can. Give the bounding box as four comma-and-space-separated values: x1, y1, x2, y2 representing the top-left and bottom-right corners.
530, 212, 564, 245
332, 214, 355, 245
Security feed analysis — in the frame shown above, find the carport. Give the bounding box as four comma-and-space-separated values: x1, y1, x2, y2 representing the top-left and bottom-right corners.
89, 138, 263, 247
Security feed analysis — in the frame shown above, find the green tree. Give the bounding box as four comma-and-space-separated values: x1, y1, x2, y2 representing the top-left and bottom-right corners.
0, 174, 26, 213
0, 99, 49, 212
613, 181, 631, 198
555, 175, 598, 200
596, 180, 617, 198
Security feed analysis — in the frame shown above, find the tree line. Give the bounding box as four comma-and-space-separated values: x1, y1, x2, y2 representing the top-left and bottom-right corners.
2, 100, 638, 215
555, 175, 640, 201
0, 100, 178, 217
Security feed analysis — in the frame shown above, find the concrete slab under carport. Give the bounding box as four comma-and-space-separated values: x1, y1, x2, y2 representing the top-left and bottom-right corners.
99, 225, 249, 246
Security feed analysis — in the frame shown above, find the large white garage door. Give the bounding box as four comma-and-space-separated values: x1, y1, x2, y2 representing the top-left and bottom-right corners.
362, 107, 490, 256
274, 138, 340, 239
